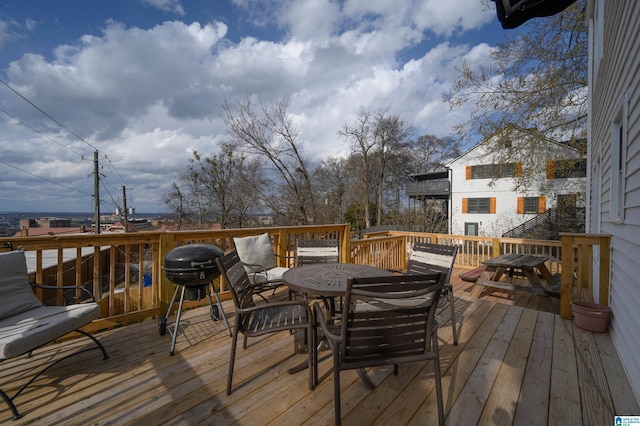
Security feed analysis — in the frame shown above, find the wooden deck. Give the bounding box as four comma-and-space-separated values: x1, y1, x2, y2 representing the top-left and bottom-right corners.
2, 273, 638, 425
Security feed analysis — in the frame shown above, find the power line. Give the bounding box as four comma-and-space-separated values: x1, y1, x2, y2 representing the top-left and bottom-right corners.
0, 78, 100, 152
0, 159, 94, 197
0, 107, 89, 159
0, 78, 131, 202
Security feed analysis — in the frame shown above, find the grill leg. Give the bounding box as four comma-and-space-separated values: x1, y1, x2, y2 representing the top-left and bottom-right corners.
209, 284, 232, 337
165, 284, 182, 319
169, 286, 187, 356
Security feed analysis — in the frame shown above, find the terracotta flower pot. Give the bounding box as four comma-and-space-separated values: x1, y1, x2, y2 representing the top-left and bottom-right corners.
571, 301, 611, 332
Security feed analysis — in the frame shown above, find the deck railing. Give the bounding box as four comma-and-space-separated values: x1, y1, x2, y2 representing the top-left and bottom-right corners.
559, 233, 611, 319
0, 225, 608, 327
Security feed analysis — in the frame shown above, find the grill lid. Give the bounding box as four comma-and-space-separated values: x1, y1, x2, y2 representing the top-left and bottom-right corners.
163, 244, 224, 286
163, 244, 224, 272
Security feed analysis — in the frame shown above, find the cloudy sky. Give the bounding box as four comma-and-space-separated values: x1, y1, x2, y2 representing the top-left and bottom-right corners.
0, 0, 511, 213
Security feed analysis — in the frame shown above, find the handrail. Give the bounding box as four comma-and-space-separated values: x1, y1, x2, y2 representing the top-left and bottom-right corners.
502, 207, 586, 240
1, 225, 607, 327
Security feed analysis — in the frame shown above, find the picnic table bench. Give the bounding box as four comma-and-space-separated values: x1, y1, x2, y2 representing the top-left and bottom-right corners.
471, 253, 559, 297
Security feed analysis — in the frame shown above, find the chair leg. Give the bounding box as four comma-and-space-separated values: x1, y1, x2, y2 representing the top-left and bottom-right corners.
312, 320, 319, 388
308, 324, 315, 390
0, 388, 21, 420
75, 329, 109, 360
227, 324, 240, 395
333, 351, 342, 426
432, 333, 445, 426
448, 285, 459, 345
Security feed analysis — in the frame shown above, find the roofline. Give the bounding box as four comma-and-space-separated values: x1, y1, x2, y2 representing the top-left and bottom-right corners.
446, 124, 583, 166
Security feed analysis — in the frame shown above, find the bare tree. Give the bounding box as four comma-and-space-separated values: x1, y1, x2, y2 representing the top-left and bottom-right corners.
176, 164, 212, 226
410, 134, 462, 173
164, 141, 264, 228
372, 114, 413, 225
445, 0, 587, 167
190, 142, 264, 228
314, 157, 352, 224
222, 94, 317, 225
339, 110, 377, 229
340, 108, 413, 228
163, 182, 184, 229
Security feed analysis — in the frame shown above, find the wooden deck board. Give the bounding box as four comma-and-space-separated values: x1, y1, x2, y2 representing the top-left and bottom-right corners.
574, 325, 616, 425
0, 276, 636, 425
478, 308, 537, 424
445, 304, 522, 425
594, 332, 640, 415
549, 315, 582, 425
513, 311, 554, 425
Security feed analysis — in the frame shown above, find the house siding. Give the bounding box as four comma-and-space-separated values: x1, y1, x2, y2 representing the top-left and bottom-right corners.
589, 0, 640, 401
448, 132, 584, 237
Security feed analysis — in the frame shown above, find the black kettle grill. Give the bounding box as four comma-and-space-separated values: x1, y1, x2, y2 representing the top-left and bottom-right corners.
160, 244, 231, 355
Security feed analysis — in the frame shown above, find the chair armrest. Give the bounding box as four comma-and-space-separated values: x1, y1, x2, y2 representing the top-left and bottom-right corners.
234, 299, 312, 317
274, 253, 295, 267
30, 283, 96, 305
313, 302, 340, 343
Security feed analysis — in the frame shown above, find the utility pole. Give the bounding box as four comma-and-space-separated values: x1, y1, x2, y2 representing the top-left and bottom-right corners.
122, 185, 128, 233
94, 151, 100, 234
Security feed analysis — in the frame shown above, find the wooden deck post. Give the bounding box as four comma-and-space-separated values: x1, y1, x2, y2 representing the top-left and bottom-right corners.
559, 233, 611, 319
560, 234, 574, 319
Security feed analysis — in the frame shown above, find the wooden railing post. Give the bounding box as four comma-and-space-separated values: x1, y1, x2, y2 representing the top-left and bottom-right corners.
492, 238, 501, 258
599, 236, 611, 305
341, 224, 351, 263
560, 234, 574, 319
158, 232, 175, 315
559, 233, 611, 319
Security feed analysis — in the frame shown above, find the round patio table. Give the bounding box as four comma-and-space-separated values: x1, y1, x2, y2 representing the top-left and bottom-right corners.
283, 263, 393, 298
283, 263, 394, 385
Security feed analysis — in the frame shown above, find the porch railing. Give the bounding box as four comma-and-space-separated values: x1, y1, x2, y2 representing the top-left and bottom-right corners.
0, 225, 608, 328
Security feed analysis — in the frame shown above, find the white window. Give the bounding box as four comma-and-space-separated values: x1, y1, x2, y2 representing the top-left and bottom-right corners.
523, 197, 540, 214
610, 93, 627, 222
593, 0, 604, 81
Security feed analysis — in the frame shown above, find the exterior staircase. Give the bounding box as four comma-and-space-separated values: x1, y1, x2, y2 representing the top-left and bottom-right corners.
502, 207, 585, 240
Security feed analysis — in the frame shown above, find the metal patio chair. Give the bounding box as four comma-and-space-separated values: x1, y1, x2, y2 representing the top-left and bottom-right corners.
406, 242, 459, 345
233, 233, 291, 301
313, 273, 445, 426
216, 250, 314, 395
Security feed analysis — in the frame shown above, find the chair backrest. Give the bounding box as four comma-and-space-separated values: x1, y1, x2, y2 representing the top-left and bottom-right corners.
233, 233, 277, 273
406, 242, 458, 283
339, 273, 444, 368
216, 250, 256, 311
295, 238, 339, 266
0, 250, 43, 320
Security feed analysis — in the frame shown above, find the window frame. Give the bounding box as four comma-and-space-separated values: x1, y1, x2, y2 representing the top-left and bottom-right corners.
523, 197, 539, 214
547, 159, 587, 179
469, 162, 519, 179
610, 93, 627, 223
467, 198, 491, 214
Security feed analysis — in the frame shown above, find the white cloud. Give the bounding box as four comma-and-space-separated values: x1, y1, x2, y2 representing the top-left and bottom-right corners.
278, 0, 341, 41
0, 1, 501, 211
413, 0, 495, 36
138, 0, 185, 16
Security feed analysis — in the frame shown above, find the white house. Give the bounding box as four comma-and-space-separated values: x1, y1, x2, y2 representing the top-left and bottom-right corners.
447, 128, 586, 237
587, 0, 640, 401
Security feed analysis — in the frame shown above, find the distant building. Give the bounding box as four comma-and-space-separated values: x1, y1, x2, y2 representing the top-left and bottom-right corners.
445, 128, 586, 237
405, 170, 451, 233
16, 217, 88, 237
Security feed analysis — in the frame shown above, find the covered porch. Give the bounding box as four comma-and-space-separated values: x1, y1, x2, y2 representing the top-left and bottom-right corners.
1, 274, 637, 425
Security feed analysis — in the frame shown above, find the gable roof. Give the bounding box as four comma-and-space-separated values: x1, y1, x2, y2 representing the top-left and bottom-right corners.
446, 125, 583, 166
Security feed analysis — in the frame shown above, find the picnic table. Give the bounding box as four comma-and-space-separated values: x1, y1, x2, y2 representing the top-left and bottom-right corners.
472, 253, 559, 297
